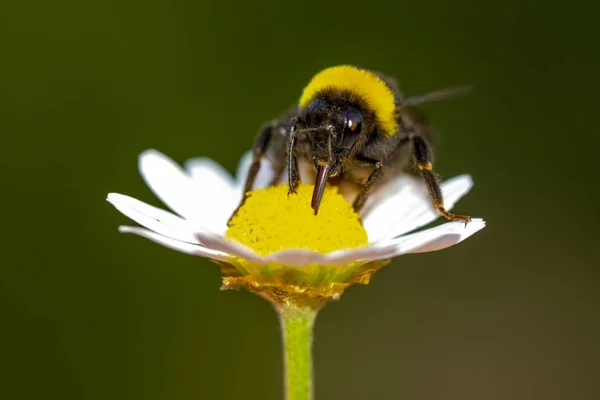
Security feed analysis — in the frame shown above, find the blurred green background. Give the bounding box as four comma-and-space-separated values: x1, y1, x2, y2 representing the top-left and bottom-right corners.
1, 0, 599, 399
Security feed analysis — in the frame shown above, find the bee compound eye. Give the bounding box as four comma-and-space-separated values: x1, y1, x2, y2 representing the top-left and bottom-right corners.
306, 100, 326, 126
344, 109, 363, 133
342, 109, 362, 149
347, 118, 358, 132
307, 99, 324, 116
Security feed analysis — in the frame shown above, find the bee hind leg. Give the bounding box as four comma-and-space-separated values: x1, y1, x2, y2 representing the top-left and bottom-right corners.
412, 136, 471, 224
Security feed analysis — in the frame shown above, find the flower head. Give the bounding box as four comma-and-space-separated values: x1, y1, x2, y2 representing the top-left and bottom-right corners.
107, 150, 485, 308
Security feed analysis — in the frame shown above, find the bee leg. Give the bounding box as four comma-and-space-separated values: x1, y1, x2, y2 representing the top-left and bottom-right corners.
412, 136, 471, 224
243, 124, 274, 196
352, 157, 383, 213
287, 117, 303, 195
228, 124, 274, 225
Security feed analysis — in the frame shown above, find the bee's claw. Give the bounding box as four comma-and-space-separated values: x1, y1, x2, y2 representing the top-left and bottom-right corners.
456, 215, 471, 227
439, 209, 471, 226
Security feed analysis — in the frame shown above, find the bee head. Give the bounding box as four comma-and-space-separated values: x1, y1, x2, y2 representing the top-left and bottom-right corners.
304, 99, 364, 170
304, 98, 365, 214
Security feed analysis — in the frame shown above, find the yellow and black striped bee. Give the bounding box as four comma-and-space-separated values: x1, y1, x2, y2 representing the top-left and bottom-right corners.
239, 65, 471, 223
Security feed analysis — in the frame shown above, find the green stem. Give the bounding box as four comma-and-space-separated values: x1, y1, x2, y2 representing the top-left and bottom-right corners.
279, 305, 317, 400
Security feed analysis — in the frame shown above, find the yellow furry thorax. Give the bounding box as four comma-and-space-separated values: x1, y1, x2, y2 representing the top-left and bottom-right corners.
298, 65, 398, 136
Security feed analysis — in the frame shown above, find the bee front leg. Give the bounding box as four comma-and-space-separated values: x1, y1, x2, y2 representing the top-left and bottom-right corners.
287, 117, 304, 195
412, 136, 471, 224
352, 157, 383, 213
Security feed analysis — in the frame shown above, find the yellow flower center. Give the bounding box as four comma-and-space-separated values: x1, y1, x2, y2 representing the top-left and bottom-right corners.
226, 184, 368, 255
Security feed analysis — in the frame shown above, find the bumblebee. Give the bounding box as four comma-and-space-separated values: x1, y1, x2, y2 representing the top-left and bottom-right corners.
238, 65, 471, 223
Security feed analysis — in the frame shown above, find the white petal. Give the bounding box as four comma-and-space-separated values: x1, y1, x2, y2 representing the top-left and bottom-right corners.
107, 193, 200, 244
118, 226, 231, 261
266, 246, 395, 267
317, 218, 485, 265
234, 151, 277, 192
405, 219, 486, 253
194, 231, 349, 267
361, 175, 422, 233
321, 246, 395, 265
194, 231, 267, 264
190, 218, 483, 268
266, 249, 330, 267
184, 156, 236, 194
363, 174, 474, 242
138, 149, 234, 235
372, 218, 486, 259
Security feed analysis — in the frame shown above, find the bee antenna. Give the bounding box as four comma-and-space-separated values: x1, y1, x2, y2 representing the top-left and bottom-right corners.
399, 85, 472, 108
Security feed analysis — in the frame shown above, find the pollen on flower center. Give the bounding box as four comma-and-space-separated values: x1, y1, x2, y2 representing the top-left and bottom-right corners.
226, 184, 368, 255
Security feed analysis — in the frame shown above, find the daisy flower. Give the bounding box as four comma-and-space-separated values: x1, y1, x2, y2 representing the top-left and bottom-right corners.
107, 149, 485, 400
107, 149, 484, 306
